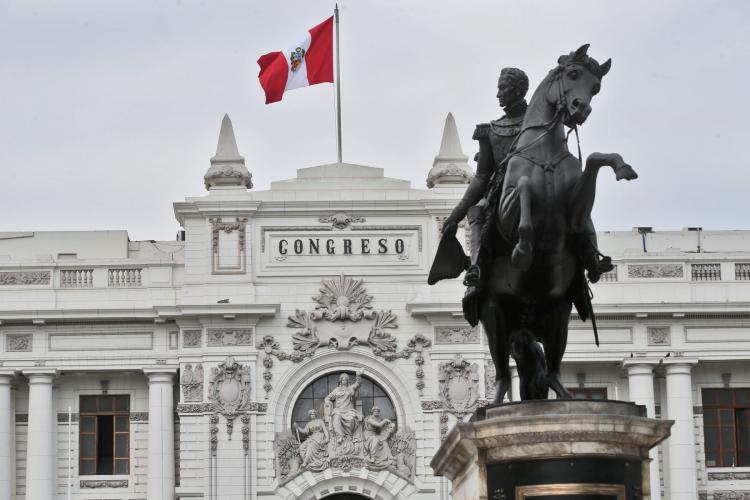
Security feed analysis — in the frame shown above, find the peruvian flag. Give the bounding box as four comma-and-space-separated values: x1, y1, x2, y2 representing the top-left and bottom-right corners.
257, 16, 334, 104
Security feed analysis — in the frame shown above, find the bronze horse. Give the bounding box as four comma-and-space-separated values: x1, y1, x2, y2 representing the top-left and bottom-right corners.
476, 44, 637, 402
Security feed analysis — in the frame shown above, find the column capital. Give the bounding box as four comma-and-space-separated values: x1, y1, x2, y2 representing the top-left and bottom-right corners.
143, 368, 177, 383
0, 369, 18, 383
663, 358, 699, 375
22, 369, 57, 383
622, 358, 659, 372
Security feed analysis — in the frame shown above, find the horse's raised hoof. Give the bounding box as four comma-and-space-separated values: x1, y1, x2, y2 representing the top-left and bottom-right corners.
492, 379, 511, 405
614, 163, 638, 181
512, 242, 533, 271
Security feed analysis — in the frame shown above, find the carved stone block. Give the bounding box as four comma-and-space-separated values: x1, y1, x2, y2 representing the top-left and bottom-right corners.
647, 327, 671, 346
206, 329, 253, 346
438, 354, 480, 417
6, 334, 32, 352
0, 271, 51, 285
182, 329, 202, 347
181, 364, 204, 402
435, 326, 479, 344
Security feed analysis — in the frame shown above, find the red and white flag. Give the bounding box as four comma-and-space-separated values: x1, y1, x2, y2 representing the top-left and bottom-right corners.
257, 16, 334, 104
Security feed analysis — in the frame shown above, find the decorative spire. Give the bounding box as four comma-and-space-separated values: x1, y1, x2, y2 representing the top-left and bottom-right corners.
204, 114, 253, 190
426, 112, 473, 188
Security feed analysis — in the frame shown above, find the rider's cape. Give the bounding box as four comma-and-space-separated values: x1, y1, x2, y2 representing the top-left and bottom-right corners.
427, 234, 467, 285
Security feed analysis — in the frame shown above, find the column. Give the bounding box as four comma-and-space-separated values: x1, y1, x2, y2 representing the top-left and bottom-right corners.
23, 369, 57, 500
0, 371, 17, 500
664, 360, 698, 500
511, 366, 521, 402
145, 369, 176, 500
624, 360, 660, 500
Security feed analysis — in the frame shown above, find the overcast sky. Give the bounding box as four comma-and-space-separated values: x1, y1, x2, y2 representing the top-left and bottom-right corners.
1, 0, 748, 240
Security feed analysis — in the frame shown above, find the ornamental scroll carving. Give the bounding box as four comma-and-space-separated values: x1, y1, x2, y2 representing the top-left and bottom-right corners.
206, 328, 253, 346
208, 356, 251, 438
435, 326, 479, 344
319, 212, 366, 230
257, 274, 431, 394
438, 354, 480, 417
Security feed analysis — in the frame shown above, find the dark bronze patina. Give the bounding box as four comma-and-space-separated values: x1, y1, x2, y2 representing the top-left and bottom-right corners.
429, 45, 637, 402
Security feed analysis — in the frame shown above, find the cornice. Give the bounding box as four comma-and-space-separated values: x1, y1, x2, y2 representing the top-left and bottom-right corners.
0, 303, 279, 323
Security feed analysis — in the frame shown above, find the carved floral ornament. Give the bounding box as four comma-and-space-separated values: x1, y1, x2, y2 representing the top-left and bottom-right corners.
319, 212, 365, 229
256, 274, 431, 396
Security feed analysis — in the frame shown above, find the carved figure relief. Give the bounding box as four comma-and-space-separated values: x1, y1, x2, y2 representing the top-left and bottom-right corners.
438, 354, 480, 417
435, 326, 479, 344
484, 359, 497, 401
208, 356, 251, 437
275, 369, 416, 483
180, 364, 203, 402
206, 328, 253, 346
319, 212, 366, 229
6, 334, 32, 352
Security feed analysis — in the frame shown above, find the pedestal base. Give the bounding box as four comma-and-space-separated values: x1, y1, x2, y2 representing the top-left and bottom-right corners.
431, 400, 672, 500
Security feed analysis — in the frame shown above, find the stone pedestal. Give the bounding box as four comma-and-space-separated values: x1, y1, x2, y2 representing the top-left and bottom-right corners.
431, 400, 672, 500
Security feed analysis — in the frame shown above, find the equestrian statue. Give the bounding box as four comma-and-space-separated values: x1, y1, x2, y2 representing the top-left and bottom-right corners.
429, 44, 637, 403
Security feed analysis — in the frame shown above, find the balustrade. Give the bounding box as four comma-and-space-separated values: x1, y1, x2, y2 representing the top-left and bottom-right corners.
60, 269, 94, 288
108, 268, 143, 287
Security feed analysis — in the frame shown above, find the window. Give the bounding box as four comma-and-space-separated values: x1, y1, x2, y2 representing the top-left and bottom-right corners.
79, 395, 130, 475
291, 372, 397, 437
568, 387, 608, 400
702, 388, 750, 467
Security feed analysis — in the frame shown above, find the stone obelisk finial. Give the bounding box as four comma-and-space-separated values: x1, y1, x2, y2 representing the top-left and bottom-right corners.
426, 112, 473, 188
204, 114, 253, 190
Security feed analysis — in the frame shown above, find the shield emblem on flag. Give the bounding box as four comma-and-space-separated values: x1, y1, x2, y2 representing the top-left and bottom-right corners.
290, 47, 306, 72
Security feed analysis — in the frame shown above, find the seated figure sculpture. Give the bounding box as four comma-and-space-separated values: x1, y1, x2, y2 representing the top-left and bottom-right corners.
324, 369, 365, 456
295, 409, 330, 471
363, 406, 395, 470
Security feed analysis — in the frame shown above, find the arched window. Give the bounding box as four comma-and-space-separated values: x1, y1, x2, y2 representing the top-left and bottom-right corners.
291, 372, 397, 437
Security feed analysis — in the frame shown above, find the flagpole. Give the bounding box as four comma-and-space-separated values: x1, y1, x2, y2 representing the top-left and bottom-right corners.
334, 4, 343, 163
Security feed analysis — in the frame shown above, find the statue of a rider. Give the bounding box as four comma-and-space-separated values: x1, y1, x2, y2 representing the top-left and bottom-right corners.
434, 67, 613, 325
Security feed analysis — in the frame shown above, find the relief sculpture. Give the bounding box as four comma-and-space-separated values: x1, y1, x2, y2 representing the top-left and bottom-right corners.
275, 368, 416, 484
208, 356, 251, 438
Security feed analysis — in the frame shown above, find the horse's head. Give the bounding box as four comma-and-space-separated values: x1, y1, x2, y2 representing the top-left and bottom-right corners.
546, 44, 611, 127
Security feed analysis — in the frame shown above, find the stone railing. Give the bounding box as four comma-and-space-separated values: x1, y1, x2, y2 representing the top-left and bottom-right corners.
691, 263, 722, 281
60, 269, 94, 288
108, 268, 143, 287
736, 263, 750, 281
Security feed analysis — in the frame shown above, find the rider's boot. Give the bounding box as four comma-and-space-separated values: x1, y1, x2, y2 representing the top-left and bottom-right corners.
462, 203, 486, 327
582, 231, 614, 283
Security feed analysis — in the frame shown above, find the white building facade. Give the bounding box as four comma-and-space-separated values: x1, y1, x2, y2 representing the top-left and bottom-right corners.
1, 114, 749, 500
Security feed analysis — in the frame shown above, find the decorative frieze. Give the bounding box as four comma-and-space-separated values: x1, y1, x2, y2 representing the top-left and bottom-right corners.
182, 329, 201, 348
627, 264, 683, 279
6, 334, 32, 352
438, 354, 480, 417
435, 326, 479, 344
647, 327, 671, 346
177, 402, 266, 414
130, 412, 148, 422
713, 492, 750, 500
421, 400, 444, 411
0, 271, 50, 286
709, 472, 750, 481
180, 364, 203, 402
206, 328, 253, 346
80, 480, 128, 488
